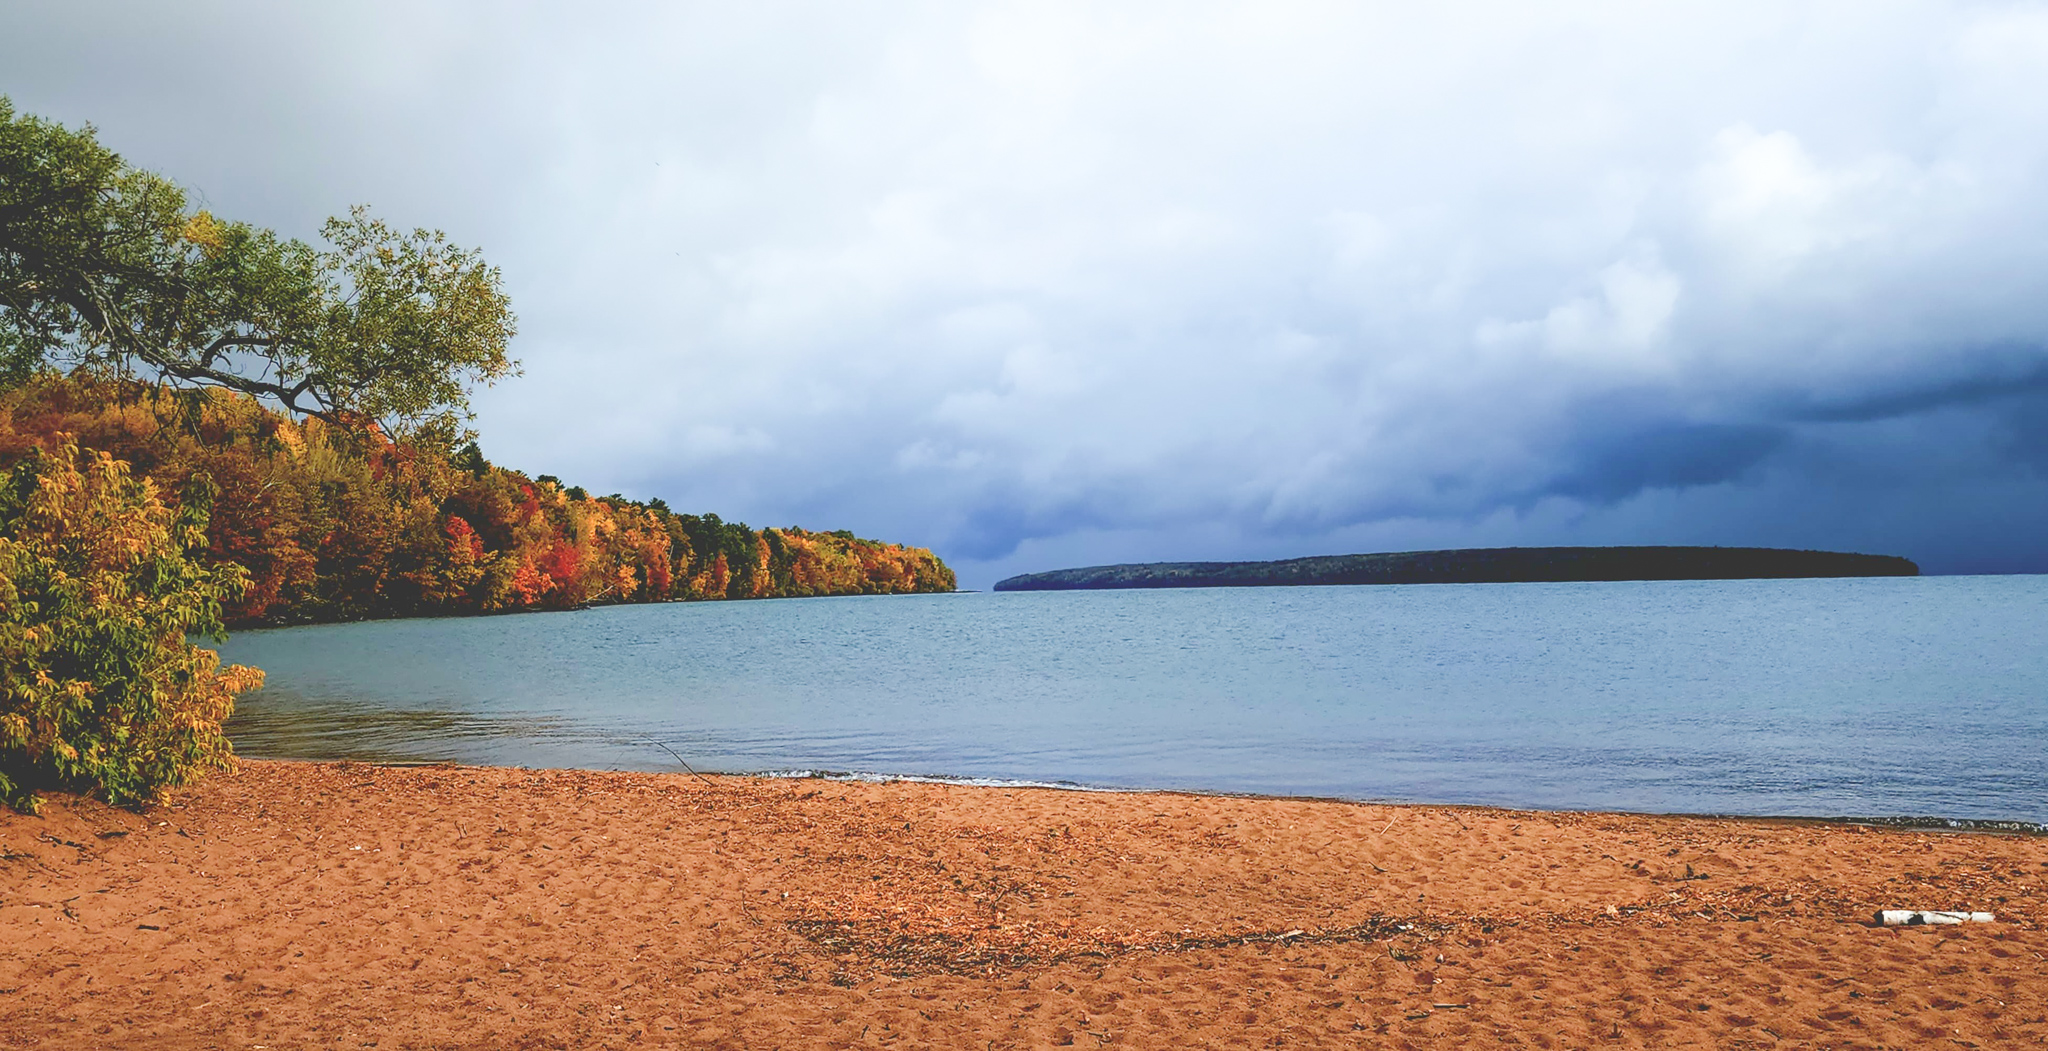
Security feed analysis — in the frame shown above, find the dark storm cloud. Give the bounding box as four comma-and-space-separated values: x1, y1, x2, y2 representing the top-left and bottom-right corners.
1773, 355, 2048, 425
1550, 422, 1789, 504
6, 1, 2048, 587
1994, 388, 2048, 476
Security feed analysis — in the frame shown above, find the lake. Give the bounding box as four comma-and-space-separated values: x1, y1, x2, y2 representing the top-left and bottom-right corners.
218, 575, 2048, 822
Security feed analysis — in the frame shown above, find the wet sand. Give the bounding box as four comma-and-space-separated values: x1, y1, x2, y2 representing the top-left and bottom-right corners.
2, 759, 2044, 1049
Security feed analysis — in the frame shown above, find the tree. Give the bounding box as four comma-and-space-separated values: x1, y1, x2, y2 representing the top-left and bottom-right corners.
0, 98, 517, 444
0, 441, 262, 810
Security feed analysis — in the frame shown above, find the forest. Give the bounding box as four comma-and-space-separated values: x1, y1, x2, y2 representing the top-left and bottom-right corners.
0, 375, 955, 626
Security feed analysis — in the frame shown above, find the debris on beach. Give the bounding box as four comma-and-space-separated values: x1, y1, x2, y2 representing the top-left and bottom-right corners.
1875, 909, 1995, 925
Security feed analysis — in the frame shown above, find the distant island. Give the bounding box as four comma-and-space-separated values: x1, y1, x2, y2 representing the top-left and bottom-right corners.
992, 546, 1919, 591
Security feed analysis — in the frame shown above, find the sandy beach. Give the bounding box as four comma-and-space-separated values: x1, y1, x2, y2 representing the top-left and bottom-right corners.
2, 760, 2043, 1049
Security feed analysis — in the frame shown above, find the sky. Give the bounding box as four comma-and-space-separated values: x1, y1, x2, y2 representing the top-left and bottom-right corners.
5, 1, 2048, 587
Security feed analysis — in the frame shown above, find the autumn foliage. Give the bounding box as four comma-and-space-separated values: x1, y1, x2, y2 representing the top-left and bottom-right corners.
0, 439, 262, 810
0, 376, 956, 627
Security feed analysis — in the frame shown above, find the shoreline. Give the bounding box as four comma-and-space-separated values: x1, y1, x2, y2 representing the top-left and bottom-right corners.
5, 759, 2043, 1048
239, 754, 2048, 835
222, 587, 974, 633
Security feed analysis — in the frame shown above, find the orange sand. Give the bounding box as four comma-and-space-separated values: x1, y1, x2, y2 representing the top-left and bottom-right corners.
2, 760, 2044, 1049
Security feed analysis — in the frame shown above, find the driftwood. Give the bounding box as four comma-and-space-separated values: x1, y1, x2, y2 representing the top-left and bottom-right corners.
643, 738, 717, 787
1875, 910, 1994, 926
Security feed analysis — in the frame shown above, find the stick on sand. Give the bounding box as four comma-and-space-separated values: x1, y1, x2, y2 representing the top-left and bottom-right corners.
644, 737, 717, 787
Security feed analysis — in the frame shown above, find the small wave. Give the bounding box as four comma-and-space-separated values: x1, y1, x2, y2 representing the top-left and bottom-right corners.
1830, 815, 2048, 835
754, 768, 1116, 792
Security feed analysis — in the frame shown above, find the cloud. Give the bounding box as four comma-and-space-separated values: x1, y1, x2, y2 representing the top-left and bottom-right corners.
6, 1, 2048, 586
1475, 248, 1683, 372
1550, 421, 1788, 504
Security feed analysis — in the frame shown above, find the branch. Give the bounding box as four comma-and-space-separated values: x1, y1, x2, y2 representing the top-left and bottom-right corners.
135, 353, 348, 424
642, 738, 716, 788
199, 333, 279, 368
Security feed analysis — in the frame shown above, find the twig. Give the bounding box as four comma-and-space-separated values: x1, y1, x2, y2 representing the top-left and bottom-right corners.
644, 738, 716, 787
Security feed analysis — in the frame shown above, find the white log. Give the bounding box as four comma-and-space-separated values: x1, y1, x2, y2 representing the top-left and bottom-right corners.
1875, 910, 1994, 925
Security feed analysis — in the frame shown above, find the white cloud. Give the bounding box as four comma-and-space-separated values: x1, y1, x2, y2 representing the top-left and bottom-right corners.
1696, 125, 1937, 279
1476, 248, 1682, 372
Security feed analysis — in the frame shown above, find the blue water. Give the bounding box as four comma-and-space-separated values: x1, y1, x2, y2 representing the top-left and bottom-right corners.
217, 575, 2048, 822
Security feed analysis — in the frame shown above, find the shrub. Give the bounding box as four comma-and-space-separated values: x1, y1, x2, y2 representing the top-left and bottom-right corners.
0, 441, 261, 811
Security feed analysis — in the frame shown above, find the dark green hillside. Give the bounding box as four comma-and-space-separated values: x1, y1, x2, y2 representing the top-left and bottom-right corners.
992, 546, 1918, 591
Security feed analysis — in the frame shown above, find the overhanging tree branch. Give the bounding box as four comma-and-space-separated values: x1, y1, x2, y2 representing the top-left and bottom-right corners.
1, 98, 518, 443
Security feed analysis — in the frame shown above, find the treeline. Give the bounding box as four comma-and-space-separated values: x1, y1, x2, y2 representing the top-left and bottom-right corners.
0, 376, 955, 626
994, 546, 1918, 591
